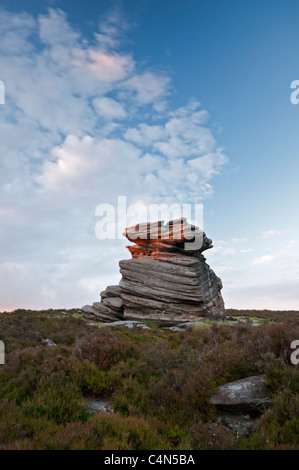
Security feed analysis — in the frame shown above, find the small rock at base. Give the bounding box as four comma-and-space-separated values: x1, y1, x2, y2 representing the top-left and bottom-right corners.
41, 339, 56, 347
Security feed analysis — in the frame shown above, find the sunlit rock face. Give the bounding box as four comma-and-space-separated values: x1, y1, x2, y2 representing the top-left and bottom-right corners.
119, 218, 225, 324
83, 218, 225, 325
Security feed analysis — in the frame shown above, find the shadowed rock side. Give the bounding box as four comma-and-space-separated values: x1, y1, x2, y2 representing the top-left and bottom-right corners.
83, 218, 225, 325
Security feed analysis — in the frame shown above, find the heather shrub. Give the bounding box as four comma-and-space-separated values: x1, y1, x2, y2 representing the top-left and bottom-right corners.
93, 413, 171, 450
2, 413, 172, 450
0, 400, 60, 449
240, 389, 299, 450
263, 354, 299, 393
191, 422, 237, 450
0, 309, 299, 449
239, 352, 299, 450
242, 323, 297, 364
74, 328, 137, 370
0, 310, 89, 352
144, 367, 217, 425
69, 360, 112, 396
0, 346, 73, 403
23, 376, 89, 424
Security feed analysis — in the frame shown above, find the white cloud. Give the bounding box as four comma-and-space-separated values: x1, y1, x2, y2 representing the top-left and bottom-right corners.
96, 8, 130, 49
122, 71, 170, 104
37, 134, 143, 198
38, 8, 80, 46
205, 233, 299, 310
212, 266, 235, 273
124, 124, 165, 146
211, 246, 237, 256
92, 97, 127, 120
0, 7, 228, 311
0, 10, 36, 55
251, 255, 278, 265
261, 229, 290, 238
72, 48, 134, 82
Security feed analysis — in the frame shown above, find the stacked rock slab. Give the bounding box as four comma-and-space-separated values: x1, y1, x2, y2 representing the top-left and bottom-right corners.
82, 285, 124, 323
82, 218, 225, 325
119, 218, 225, 324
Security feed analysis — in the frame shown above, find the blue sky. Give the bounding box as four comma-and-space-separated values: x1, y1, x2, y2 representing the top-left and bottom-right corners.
0, 0, 298, 310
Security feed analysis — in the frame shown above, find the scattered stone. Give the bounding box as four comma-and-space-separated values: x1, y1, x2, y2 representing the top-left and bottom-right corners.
177, 321, 203, 328
85, 399, 113, 415
41, 339, 56, 347
215, 412, 257, 436
109, 320, 150, 329
210, 374, 272, 413
165, 326, 185, 332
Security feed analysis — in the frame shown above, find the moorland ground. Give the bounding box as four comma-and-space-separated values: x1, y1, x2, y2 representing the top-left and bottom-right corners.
0, 308, 298, 450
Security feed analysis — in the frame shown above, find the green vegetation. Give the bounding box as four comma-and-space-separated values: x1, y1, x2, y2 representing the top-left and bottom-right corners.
0, 308, 298, 450
226, 308, 299, 323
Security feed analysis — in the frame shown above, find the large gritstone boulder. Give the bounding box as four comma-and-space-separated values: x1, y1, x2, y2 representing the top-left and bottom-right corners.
83, 218, 225, 325
209, 375, 272, 413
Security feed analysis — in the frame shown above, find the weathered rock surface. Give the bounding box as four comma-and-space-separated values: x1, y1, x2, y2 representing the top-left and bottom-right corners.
120, 218, 224, 324
215, 412, 257, 436
101, 285, 121, 299
83, 218, 225, 325
109, 320, 150, 329
209, 374, 272, 413
41, 339, 56, 347
85, 399, 113, 415
102, 297, 123, 310
82, 285, 123, 323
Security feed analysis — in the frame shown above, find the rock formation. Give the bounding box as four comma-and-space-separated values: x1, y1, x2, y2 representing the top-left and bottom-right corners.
209, 374, 272, 413
83, 218, 225, 325
209, 374, 272, 435
82, 285, 124, 323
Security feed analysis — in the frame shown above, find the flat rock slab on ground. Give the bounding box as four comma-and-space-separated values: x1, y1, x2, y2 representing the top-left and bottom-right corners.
87, 320, 150, 330
109, 320, 150, 329
41, 339, 56, 347
85, 399, 113, 415
210, 374, 272, 413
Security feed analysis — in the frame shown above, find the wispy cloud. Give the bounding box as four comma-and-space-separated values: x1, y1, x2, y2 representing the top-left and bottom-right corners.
251, 255, 279, 265
205, 233, 299, 310
0, 7, 228, 310
261, 229, 290, 238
